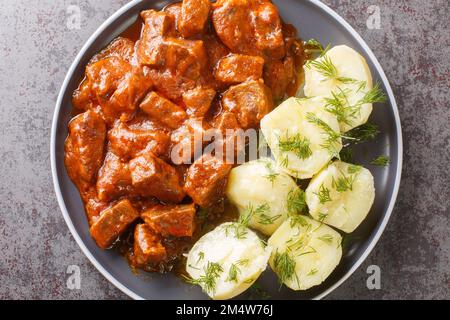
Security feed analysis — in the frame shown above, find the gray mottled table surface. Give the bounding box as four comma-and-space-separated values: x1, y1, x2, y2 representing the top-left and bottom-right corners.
0, 0, 448, 300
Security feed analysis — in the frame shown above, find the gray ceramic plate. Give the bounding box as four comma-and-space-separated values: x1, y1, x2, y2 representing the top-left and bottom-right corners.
51, 0, 402, 300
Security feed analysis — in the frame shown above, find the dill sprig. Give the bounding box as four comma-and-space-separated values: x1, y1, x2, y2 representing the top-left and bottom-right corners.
345, 122, 380, 144
306, 112, 342, 157
227, 203, 270, 239
263, 161, 279, 186
258, 212, 282, 225
273, 250, 299, 287
355, 83, 387, 106
187, 262, 223, 294
307, 268, 318, 276
371, 155, 390, 166
196, 251, 205, 265
318, 234, 334, 244
314, 184, 332, 204
226, 259, 249, 283
278, 133, 312, 160
317, 213, 328, 223
287, 188, 308, 215
332, 171, 356, 193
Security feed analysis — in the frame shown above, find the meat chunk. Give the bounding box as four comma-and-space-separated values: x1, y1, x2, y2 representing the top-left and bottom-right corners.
264, 57, 295, 100
215, 54, 264, 84
90, 199, 139, 249
106, 71, 150, 122
249, 0, 285, 59
182, 87, 216, 117
212, 112, 244, 161
212, 0, 285, 58
96, 152, 133, 202
222, 79, 273, 129
129, 153, 186, 203
139, 91, 187, 129
84, 57, 149, 123
133, 224, 167, 267
141, 203, 196, 237
137, 10, 175, 66
203, 34, 230, 70
184, 154, 232, 207
170, 118, 210, 164
179, 0, 211, 38
65, 110, 106, 191
140, 38, 208, 101
91, 37, 135, 64
109, 121, 170, 162
212, 0, 253, 54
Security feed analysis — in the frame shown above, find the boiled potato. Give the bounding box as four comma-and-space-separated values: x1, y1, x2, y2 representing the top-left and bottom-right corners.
304, 45, 374, 132
305, 161, 375, 233
260, 97, 342, 179
268, 215, 342, 291
186, 223, 271, 300
226, 158, 303, 235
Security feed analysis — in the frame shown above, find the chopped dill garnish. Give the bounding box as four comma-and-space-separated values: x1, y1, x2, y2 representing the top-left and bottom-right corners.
332, 172, 356, 193
340, 147, 354, 163
371, 155, 390, 166
280, 154, 289, 168
306, 112, 342, 157
226, 259, 249, 283
314, 184, 332, 204
196, 251, 205, 265
317, 213, 328, 223
307, 268, 318, 276
273, 250, 299, 287
263, 161, 279, 186
348, 164, 362, 174
355, 83, 387, 106
287, 188, 308, 215
258, 212, 282, 225
318, 234, 334, 244
278, 133, 313, 160
227, 203, 270, 239
344, 122, 380, 144
187, 262, 223, 294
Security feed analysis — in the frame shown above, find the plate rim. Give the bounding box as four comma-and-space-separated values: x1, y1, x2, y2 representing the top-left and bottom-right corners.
50, 0, 403, 300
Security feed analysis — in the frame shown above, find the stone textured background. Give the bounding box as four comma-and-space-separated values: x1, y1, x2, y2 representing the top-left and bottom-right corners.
0, 0, 448, 300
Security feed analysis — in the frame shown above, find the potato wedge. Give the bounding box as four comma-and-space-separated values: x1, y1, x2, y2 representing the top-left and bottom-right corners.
304, 45, 374, 132
261, 97, 342, 179
268, 216, 342, 291
226, 158, 303, 235
305, 161, 375, 233
186, 223, 271, 300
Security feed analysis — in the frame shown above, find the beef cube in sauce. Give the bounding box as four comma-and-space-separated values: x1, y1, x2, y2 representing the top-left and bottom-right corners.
90, 199, 139, 249
264, 57, 295, 101
212, 0, 285, 59
129, 153, 186, 203
141, 203, 196, 238
139, 91, 187, 129
133, 224, 167, 267
214, 54, 265, 84
170, 118, 210, 164
212, 0, 254, 54
96, 152, 133, 202
250, 0, 285, 59
179, 0, 211, 38
182, 87, 216, 117
184, 154, 232, 208
222, 79, 274, 129
64, 110, 106, 191
108, 121, 170, 162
